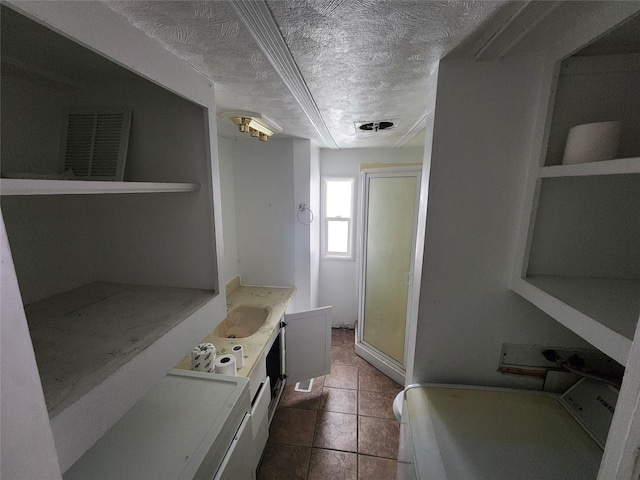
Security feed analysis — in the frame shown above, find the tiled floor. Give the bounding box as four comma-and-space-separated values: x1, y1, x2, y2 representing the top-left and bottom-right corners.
257, 328, 403, 480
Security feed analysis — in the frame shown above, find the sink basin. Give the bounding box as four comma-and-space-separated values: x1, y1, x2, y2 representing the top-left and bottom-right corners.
213, 305, 271, 339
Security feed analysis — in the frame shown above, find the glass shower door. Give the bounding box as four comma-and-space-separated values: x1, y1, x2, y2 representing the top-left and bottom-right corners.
358, 170, 420, 379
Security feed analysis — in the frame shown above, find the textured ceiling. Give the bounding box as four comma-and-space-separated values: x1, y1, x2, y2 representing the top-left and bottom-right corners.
104, 1, 508, 149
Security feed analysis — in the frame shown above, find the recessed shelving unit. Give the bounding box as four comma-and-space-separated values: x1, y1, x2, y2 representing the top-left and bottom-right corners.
0, 5, 221, 472
510, 12, 640, 475
513, 33, 640, 367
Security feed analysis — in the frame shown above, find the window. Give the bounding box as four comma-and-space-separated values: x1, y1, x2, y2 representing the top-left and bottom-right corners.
322, 177, 355, 259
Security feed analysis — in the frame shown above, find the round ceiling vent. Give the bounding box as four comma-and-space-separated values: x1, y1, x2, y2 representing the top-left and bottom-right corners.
358, 121, 394, 132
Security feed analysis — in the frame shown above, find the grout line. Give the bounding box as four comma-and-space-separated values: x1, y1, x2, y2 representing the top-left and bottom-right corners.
271, 441, 393, 460
356, 367, 359, 480
309, 445, 358, 454
356, 364, 360, 459
306, 398, 321, 480
358, 413, 397, 420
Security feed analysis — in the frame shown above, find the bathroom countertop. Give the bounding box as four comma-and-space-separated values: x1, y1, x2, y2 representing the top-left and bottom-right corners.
175, 277, 295, 381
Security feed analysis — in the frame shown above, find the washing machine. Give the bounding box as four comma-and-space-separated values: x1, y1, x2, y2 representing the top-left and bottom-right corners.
396, 378, 618, 479
64, 370, 254, 480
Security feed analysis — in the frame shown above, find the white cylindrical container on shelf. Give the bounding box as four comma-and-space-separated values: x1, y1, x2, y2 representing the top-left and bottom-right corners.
562, 121, 621, 165
191, 343, 216, 372
231, 345, 244, 369
215, 354, 237, 376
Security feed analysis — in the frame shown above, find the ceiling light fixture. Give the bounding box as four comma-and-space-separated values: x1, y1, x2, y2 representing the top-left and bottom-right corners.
226, 112, 282, 142
232, 116, 273, 141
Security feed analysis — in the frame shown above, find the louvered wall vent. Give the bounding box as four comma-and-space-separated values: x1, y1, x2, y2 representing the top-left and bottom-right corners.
60, 106, 132, 181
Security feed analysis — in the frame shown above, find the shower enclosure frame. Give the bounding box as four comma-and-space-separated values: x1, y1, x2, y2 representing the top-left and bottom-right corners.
356, 166, 421, 384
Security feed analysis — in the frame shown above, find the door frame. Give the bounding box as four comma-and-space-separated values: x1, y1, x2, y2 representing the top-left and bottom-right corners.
356, 167, 421, 385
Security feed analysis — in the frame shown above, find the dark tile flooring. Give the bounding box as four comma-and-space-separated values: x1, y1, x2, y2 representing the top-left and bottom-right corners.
257, 328, 403, 480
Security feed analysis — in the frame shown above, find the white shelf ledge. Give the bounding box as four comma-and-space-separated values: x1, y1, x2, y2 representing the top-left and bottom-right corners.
0, 178, 200, 195
540, 157, 640, 178
24, 281, 218, 471
27, 282, 215, 415
512, 275, 640, 366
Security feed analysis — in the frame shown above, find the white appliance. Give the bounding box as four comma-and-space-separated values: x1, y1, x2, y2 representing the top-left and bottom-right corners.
64, 370, 254, 480
397, 378, 617, 479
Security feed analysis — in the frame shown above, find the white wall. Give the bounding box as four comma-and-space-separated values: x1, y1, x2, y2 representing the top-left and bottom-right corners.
411, 56, 592, 388
233, 138, 295, 288
319, 147, 424, 327
1, 196, 98, 304
0, 71, 70, 175
293, 139, 312, 311
0, 71, 96, 303
222, 137, 322, 312
1, 217, 62, 480
217, 136, 239, 284
310, 143, 321, 309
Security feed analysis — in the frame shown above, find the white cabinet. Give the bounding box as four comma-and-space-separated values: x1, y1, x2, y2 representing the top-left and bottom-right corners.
261, 307, 333, 404
248, 306, 332, 467
251, 306, 332, 402
284, 306, 333, 384
214, 413, 255, 480
0, 2, 224, 473
511, 6, 640, 479
249, 377, 271, 473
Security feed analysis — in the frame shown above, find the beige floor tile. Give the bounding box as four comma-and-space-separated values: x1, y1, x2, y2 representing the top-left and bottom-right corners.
324, 364, 358, 390
358, 366, 403, 394
358, 454, 397, 480
257, 442, 311, 480
358, 390, 396, 419
308, 448, 357, 480
358, 416, 400, 459
313, 411, 357, 452
320, 386, 358, 414
270, 407, 318, 447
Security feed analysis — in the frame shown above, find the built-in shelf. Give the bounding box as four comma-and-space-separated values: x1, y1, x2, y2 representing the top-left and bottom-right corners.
512, 275, 640, 365
26, 281, 216, 417
0, 178, 200, 195
540, 157, 640, 178
25, 281, 217, 470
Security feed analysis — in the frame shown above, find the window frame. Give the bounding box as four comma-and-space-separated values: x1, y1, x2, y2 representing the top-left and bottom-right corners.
321, 176, 356, 260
